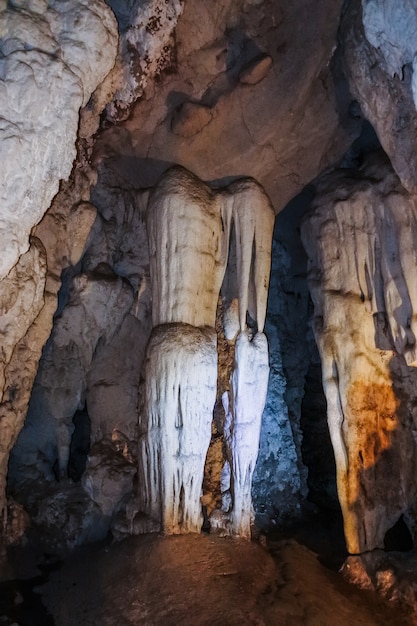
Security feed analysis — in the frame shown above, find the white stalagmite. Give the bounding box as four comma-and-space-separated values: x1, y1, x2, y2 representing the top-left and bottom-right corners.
137, 324, 217, 533
218, 179, 274, 536
139, 166, 274, 536
223, 331, 270, 537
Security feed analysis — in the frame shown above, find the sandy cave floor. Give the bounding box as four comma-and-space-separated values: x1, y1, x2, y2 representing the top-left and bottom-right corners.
1, 511, 415, 626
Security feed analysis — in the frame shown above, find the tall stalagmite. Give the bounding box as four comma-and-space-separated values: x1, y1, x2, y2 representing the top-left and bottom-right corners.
301, 153, 417, 554
138, 166, 274, 536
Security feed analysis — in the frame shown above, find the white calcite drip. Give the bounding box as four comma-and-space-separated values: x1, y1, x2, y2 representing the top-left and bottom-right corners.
138, 324, 217, 533
138, 166, 274, 536
146, 168, 225, 328
221, 179, 275, 335
222, 331, 270, 537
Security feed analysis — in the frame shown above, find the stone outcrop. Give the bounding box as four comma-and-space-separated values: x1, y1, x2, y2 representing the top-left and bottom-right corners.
0, 0, 117, 279
342, 0, 417, 194
0, 0, 118, 528
9, 230, 151, 542
301, 152, 417, 554
105, 0, 184, 120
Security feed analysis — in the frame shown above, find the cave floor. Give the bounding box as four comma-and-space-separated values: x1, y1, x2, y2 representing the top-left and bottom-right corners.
1, 514, 414, 625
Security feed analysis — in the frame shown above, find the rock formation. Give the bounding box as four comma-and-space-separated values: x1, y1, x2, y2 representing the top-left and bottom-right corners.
301, 152, 417, 554
137, 166, 274, 537
4, 9, 417, 615
0, 0, 117, 279
0, 0, 118, 529
342, 0, 417, 194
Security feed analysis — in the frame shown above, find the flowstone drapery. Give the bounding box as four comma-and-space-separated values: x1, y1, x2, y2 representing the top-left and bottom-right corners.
137, 166, 274, 536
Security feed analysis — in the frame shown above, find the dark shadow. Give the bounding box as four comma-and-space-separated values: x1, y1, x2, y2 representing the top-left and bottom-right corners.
384, 515, 413, 552
166, 90, 192, 110
301, 357, 339, 511
165, 31, 267, 112
373, 311, 394, 350
0, 570, 56, 626
68, 407, 91, 483
224, 29, 265, 85
94, 153, 264, 197
93, 155, 177, 190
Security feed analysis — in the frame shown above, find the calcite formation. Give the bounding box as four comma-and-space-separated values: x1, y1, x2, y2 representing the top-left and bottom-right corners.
138, 166, 274, 536
301, 153, 417, 554
0, 0, 118, 527
0, 0, 118, 280
10, 274, 134, 483
222, 331, 269, 536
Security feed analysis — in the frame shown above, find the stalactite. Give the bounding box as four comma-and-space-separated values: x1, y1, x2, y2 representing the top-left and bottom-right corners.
146, 167, 226, 328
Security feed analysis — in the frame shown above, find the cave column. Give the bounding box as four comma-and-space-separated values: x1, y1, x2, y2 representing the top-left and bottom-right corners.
217, 181, 274, 537
301, 158, 417, 554
138, 167, 227, 534
137, 167, 274, 537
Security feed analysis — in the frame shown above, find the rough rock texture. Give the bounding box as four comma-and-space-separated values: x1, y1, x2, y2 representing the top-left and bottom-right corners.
0, 0, 118, 531
0, 193, 100, 529
36, 532, 409, 626
9, 274, 134, 483
94, 0, 359, 213
105, 0, 184, 120
8, 271, 147, 541
41, 535, 278, 626
252, 198, 318, 526
0, 0, 117, 279
301, 152, 417, 554
0, 241, 47, 521
8, 147, 152, 543
341, 548, 417, 617
342, 0, 417, 194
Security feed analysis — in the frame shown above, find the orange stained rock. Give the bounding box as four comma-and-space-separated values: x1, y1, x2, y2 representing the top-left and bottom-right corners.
347, 380, 399, 470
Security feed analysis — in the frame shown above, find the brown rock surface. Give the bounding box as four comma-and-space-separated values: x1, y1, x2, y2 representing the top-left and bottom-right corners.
94, 0, 357, 212
39, 532, 410, 625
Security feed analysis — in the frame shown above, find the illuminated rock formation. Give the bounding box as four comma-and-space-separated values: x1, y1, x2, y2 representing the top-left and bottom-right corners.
0, 0, 117, 279
137, 323, 217, 534
105, 0, 184, 121
301, 153, 417, 554
222, 331, 269, 537
138, 166, 274, 536
0, 0, 118, 528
